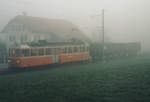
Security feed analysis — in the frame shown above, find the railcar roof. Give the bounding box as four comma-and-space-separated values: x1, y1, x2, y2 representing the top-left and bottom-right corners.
27, 42, 88, 47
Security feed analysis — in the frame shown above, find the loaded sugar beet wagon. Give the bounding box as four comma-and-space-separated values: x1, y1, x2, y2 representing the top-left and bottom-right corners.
8, 42, 91, 68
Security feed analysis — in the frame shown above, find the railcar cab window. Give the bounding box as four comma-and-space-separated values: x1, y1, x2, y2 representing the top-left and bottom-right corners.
39, 48, 44, 56
22, 49, 29, 57
9, 48, 15, 56
74, 46, 78, 53
85, 46, 88, 52
86, 46, 89, 51
8, 49, 11, 56
46, 48, 51, 55
9, 49, 21, 56
80, 46, 84, 52
31, 48, 37, 56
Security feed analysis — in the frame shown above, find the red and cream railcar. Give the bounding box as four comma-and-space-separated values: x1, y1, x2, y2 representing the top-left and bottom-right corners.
8, 42, 90, 68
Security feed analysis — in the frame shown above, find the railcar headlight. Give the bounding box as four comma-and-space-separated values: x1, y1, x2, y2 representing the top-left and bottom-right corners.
8, 60, 11, 63
16, 60, 20, 64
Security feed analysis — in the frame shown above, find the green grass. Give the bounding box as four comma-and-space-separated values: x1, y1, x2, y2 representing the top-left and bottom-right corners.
1, 56, 150, 102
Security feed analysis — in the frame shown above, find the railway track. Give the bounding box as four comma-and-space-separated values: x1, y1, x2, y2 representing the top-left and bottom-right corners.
0, 62, 89, 76
0, 66, 55, 75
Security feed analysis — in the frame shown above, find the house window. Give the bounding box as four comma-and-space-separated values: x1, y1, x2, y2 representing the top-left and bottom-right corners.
9, 36, 16, 42
24, 35, 27, 41
21, 35, 28, 42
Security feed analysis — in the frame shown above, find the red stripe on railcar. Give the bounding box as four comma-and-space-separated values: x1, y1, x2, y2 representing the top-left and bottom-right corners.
19, 56, 53, 68
60, 52, 90, 63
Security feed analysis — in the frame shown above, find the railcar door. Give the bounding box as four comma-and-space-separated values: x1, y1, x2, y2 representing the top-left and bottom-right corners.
52, 48, 59, 63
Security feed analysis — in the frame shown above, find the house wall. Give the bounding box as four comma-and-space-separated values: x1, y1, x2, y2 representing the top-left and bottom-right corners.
1, 17, 66, 48
2, 20, 44, 47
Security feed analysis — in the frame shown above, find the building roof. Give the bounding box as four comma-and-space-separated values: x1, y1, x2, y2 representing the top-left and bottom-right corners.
2, 15, 89, 42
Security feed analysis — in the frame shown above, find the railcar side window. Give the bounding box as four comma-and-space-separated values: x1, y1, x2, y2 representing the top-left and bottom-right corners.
62, 47, 67, 53
31, 48, 37, 56
68, 47, 72, 53
51, 48, 58, 54
22, 49, 29, 57
39, 48, 44, 56
46, 48, 51, 55
55, 48, 59, 54
74, 47, 78, 53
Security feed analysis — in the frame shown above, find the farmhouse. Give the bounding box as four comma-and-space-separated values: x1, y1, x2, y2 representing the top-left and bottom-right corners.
0, 15, 89, 48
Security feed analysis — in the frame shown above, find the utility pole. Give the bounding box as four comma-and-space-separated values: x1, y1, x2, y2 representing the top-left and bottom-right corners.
101, 9, 105, 61
91, 9, 105, 61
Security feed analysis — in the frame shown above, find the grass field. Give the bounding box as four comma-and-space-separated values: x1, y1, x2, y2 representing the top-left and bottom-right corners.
0, 55, 150, 102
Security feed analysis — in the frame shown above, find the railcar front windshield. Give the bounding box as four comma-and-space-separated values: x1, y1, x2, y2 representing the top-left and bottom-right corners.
9, 48, 21, 57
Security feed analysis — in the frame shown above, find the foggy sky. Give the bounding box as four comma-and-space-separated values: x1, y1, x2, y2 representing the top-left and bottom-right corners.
0, 0, 150, 50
